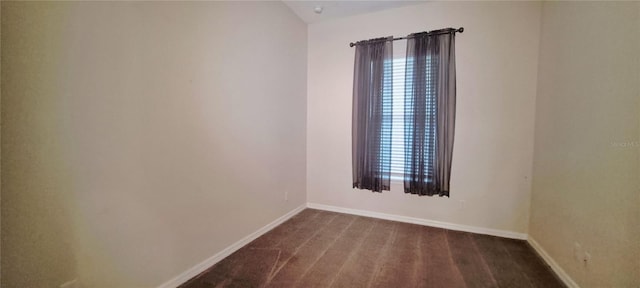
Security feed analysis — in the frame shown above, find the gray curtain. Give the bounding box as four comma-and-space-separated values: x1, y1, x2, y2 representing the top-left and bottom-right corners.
404, 29, 456, 196
352, 37, 393, 192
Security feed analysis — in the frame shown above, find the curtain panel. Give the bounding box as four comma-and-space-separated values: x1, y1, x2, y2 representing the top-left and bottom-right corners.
352, 37, 393, 192
404, 29, 457, 197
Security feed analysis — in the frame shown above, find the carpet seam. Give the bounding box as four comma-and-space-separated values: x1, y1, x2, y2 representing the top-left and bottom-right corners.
263, 213, 340, 286
327, 218, 379, 288
469, 234, 499, 287
444, 230, 467, 288
292, 216, 358, 287
366, 221, 398, 288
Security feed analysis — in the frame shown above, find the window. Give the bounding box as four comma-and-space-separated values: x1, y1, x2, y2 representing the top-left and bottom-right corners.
390, 57, 406, 179
390, 56, 434, 181
352, 32, 456, 196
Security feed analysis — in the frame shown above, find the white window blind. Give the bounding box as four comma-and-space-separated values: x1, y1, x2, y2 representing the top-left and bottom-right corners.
390, 58, 406, 177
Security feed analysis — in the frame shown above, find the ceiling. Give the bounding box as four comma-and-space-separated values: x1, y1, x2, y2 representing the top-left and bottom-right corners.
282, 1, 427, 24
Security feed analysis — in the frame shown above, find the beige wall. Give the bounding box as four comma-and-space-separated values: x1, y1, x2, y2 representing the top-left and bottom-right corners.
0, 2, 2, 283
530, 2, 640, 287
307, 2, 541, 234
0, 2, 307, 287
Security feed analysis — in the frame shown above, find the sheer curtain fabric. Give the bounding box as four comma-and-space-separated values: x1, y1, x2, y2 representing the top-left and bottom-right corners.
352, 37, 393, 192
404, 29, 457, 196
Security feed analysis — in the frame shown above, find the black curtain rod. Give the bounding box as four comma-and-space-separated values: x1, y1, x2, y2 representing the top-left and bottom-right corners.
349, 27, 464, 47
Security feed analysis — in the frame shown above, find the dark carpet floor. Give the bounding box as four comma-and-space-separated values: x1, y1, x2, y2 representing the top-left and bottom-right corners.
180, 209, 565, 288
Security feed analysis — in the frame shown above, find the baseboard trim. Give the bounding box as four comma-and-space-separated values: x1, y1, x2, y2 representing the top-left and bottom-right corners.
157, 204, 306, 288
306, 202, 528, 240
528, 236, 580, 288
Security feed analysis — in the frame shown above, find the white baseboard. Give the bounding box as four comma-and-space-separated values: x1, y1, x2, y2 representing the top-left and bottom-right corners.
157, 204, 306, 288
306, 202, 528, 240
528, 236, 580, 288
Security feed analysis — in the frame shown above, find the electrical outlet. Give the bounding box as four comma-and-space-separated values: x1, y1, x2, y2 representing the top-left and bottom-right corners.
284, 190, 288, 202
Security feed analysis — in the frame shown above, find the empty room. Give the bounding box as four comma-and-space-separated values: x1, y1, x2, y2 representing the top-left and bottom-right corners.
1, 1, 638, 287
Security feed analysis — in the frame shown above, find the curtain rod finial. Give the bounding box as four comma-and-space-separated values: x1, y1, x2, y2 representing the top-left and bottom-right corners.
458, 27, 464, 33
349, 42, 355, 47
